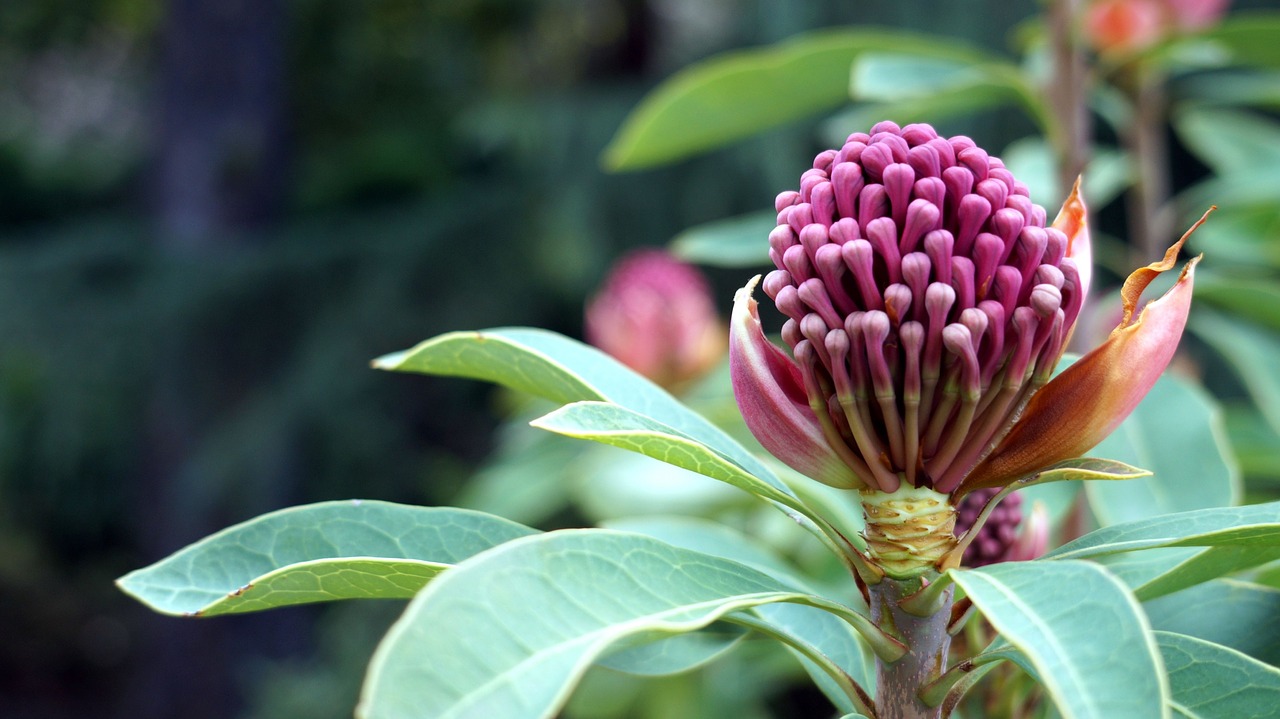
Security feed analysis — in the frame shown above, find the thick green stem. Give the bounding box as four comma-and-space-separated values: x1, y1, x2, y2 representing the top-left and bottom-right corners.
871, 578, 956, 719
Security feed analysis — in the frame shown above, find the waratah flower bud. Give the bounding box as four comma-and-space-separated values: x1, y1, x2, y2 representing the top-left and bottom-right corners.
731, 121, 1202, 497
587, 249, 724, 389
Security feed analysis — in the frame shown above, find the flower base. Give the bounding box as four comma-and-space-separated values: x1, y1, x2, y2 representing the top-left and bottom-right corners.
861, 484, 957, 579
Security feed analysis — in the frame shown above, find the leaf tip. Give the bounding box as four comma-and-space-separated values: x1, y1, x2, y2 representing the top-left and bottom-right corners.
370, 351, 406, 370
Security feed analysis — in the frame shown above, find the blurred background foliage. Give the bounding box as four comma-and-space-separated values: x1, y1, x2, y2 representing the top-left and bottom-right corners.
2, 1, 1278, 718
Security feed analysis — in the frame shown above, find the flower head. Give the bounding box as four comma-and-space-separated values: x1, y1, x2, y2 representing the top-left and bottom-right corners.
731, 121, 1201, 498
588, 249, 724, 390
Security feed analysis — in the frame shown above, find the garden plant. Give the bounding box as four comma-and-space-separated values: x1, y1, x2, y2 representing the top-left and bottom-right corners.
117, 6, 1280, 718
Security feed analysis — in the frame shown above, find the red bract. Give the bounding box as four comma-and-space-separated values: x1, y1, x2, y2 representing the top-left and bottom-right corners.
731, 121, 1202, 496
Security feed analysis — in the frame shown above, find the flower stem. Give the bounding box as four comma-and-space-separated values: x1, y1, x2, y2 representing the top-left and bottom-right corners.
870, 577, 955, 719
1047, 0, 1092, 191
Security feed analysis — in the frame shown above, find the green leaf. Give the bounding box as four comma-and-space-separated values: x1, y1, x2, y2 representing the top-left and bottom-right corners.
850, 53, 1044, 129
749, 602, 876, 714
1173, 106, 1280, 174
1196, 274, 1280, 333
1045, 502, 1280, 561
669, 210, 775, 269
456, 414, 582, 525
531, 401, 802, 510
594, 626, 748, 677
1085, 372, 1239, 526
1143, 579, 1280, 666
1013, 457, 1153, 487
601, 29, 1001, 171
1191, 309, 1280, 438
1132, 545, 1280, 601
374, 328, 786, 497
1200, 13, 1280, 70
951, 561, 1168, 719
1223, 406, 1280, 483
358, 530, 879, 719
1157, 631, 1280, 719
116, 501, 537, 617
600, 515, 817, 593
1000, 137, 1132, 210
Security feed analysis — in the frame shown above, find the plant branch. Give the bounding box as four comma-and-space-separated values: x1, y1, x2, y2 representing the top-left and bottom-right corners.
1047, 0, 1093, 191
871, 578, 955, 719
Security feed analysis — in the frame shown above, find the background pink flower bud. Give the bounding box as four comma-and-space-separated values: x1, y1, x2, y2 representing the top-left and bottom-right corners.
1084, 0, 1231, 53
1164, 0, 1230, 30
586, 249, 725, 389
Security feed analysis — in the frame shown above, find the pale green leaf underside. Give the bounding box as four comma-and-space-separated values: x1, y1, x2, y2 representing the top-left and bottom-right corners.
1158, 631, 1280, 718
358, 530, 870, 719
1143, 580, 1280, 667
373, 328, 786, 496
1044, 502, 1280, 561
951, 561, 1168, 719
594, 625, 747, 676
117, 501, 536, 616
532, 401, 798, 509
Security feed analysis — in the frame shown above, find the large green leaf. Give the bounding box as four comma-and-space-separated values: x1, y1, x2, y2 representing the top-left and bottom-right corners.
601, 515, 818, 593
358, 530, 878, 719
1196, 275, 1280, 332
374, 328, 786, 497
1157, 631, 1280, 718
1143, 579, 1280, 666
1085, 372, 1239, 526
1191, 310, 1280, 438
598, 516, 876, 708
849, 53, 1044, 129
951, 561, 1168, 719
594, 626, 748, 677
601, 29, 1002, 171
1223, 406, 1280, 483
999, 137, 1131, 211
116, 501, 537, 617
1132, 545, 1280, 601
1200, 13, 1280, 70
1174, 106, 1280, 175
669, 210, 775, 269
749, 602, 876, 714
1045, 501, 1280, 561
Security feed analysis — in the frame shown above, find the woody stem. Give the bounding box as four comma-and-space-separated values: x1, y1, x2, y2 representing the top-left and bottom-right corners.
871, 577, 955, 719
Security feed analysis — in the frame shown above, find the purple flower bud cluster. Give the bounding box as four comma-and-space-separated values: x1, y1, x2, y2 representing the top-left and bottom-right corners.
954, 488, 1024, 567
761, 121, 1086, 494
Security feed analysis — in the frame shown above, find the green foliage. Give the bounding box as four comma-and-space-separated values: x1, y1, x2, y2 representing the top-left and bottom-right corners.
122, 320, 1279, 718
1086, 372, 1240, 525
355, 530, 877, 719
1157, 631, 1280, 719
116, 501, 536, 616
602, 29, 1007, 171
93, 5, 1280, 718
951, 561, 1167, 719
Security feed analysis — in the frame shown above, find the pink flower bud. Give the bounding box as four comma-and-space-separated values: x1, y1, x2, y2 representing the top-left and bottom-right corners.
586, 250, 724, 389
1085, 0, 1166, 53
731, 122, 1203, 498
